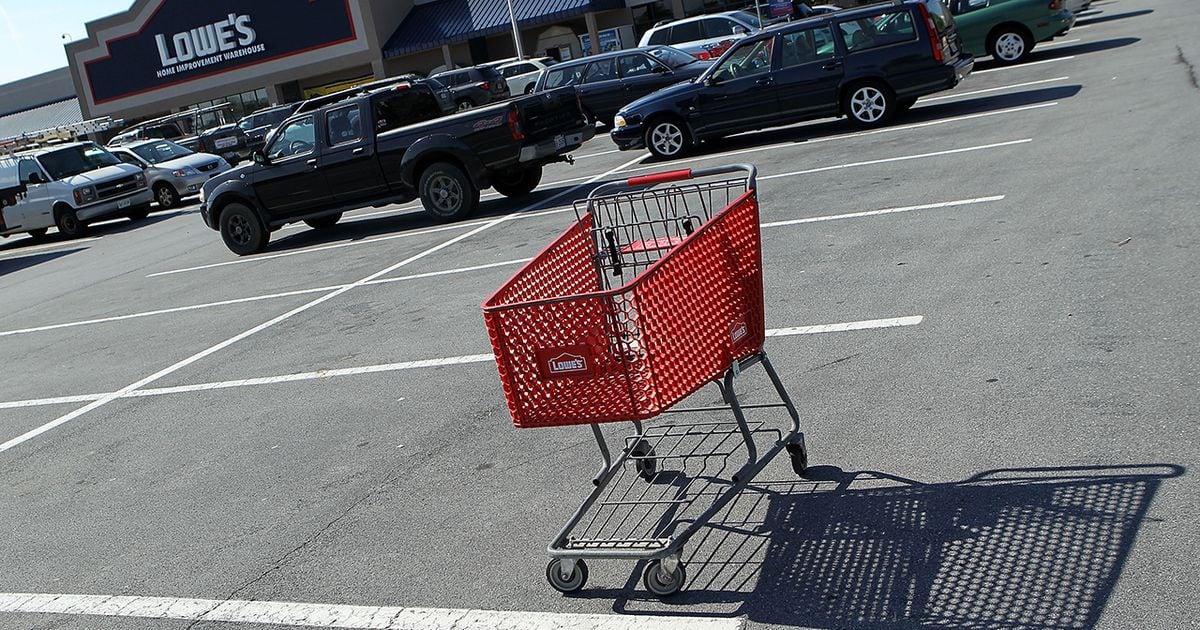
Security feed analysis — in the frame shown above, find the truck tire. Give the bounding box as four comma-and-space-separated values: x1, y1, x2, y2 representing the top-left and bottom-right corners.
304, 213, 342, 229
419, 162, 478, 222
26, 228, 48, 241
491, 165, 543, 198
219, 202, 269, 255
54, 206, 88, 238
127, 204, 152, 221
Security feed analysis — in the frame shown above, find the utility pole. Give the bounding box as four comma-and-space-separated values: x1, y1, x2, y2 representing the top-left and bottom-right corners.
506, 0, 526, 58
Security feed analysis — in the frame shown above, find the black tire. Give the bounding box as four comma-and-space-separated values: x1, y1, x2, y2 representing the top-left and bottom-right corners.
987, 26, 1033, 64
643, 559, 686, 597
644, 116, 692, 160
491, 165, 543, 198
304, 213, 342, 229
844, 81, 896, 127
154, 183, 180, 209
631, 439, 658, 481
546, 559, 588, 594
219, 202, 268, 256
456, 99, 474, 111
419, 161, 478, 222
897, 96, 918, 113
26, 228, 48, 241
127, 204, 151, 221
54, 206, 87, 238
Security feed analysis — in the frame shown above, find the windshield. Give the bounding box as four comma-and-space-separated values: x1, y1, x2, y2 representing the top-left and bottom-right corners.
131, 140, 194, 164
36, 144, 122, 180
734, 11, 762, 29
648, 46, 699, 68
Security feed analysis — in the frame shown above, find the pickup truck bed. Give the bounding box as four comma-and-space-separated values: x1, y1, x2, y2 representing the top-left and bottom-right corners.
200, 82, 594, 255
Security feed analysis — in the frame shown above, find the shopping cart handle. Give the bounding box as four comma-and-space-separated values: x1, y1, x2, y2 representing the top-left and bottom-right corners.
626, 169, 693, 187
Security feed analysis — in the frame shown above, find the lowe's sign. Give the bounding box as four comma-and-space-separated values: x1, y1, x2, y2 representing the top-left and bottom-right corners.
83, 0, 357, 105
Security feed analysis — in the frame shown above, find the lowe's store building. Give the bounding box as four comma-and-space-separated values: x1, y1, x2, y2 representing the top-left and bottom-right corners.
51, 0, 727, 126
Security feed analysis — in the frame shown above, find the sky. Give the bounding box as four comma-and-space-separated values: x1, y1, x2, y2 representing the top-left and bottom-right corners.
0, 0, 133, 85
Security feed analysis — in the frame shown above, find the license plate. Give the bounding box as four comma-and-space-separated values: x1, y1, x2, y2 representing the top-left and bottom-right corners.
554, 134, 566, 150
118, 198, 132, 209
215, 137, 238, 149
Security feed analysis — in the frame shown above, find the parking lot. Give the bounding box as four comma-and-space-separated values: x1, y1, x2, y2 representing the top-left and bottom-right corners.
2, 1, 1199, 628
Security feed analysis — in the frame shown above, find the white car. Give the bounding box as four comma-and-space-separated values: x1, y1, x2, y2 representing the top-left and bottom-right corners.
638, 11, 763, 60
0, 142, 152, 239
109, 139, 230, 209
493, 57, 557, 95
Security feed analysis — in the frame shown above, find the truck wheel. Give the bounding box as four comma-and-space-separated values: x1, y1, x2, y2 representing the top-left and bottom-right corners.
154, 183, 180, 209
54, 206, 88, 238
419, 162, 478, 222
304, 213, 342, 229
26, 228, 48, 241
127, 204, 151, 221
456, 99, 474, 111
491, 165, 543, 198
219, 203, 268, 255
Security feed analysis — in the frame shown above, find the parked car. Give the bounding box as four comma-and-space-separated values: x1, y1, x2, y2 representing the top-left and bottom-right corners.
640, 11, 764, 60
948, 0, 1075, 64
109, 139, 231, 209
612, 0, 974, 158
108, 104, 252, 165
199, 83, 594, 255
430, 65, 512, 110
0, 142, 152, 239
533, 46, 711, 128
494, 57, 557, 95
237, 104, 300, 152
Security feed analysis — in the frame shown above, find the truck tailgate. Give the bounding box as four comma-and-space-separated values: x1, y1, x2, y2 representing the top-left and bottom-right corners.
517, 87, 587, 141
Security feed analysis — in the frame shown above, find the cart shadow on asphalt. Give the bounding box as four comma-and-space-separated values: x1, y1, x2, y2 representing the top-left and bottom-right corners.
635, 84, 1083, 168
597, 463, 1183, 629
0, 248, 86, 278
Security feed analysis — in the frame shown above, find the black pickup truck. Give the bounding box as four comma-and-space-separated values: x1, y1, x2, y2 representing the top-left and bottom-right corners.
199, 81, 594, 255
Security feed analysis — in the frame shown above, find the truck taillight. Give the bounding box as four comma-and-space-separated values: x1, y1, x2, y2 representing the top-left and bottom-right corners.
1049, 0, 1062, 8
917, 2, 944, 62
478, 82, 491, 91
508, 107, 525, 141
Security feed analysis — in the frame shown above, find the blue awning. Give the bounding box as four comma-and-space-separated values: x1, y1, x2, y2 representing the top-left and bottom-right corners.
383, 0, 627, 58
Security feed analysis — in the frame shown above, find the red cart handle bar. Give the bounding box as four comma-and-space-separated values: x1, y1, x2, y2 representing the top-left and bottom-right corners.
588, 164, 757, 201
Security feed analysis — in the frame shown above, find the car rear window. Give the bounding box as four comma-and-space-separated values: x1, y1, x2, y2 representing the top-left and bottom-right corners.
544, 66, 583, 89
923, 0, 955, 32
838, 9, 917, 53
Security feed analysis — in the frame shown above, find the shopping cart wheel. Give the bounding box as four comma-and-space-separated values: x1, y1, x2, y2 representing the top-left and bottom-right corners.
643, 559, 686, 597
631, 439, 657, 481
546, 558, 588, 594
786, 437, 808, 477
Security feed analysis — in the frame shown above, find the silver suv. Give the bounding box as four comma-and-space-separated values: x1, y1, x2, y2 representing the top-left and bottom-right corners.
638, 11, 763, 60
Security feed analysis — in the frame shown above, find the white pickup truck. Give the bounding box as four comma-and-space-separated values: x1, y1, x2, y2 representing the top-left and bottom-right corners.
0, 142, 153, 240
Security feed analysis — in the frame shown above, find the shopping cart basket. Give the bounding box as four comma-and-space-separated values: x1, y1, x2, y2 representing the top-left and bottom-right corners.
482, 164, 806, 596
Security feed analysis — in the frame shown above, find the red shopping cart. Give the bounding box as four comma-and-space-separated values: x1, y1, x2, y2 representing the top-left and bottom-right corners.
482, 164, 805, 596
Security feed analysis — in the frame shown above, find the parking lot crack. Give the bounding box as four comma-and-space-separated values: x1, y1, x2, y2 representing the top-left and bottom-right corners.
1177, 46, 1199, 90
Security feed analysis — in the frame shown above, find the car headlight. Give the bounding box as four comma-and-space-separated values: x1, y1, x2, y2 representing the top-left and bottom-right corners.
72, 186, 97, 204
172, 166, 200, 178
134, 171, 146, 184
198, 187, 207, 204
614, 115, 627, 129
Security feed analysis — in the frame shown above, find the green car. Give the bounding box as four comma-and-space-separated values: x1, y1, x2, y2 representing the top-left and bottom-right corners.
948, 0, 1076, 64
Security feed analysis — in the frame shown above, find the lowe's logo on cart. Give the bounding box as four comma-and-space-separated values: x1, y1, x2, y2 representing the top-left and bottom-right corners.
731, 319, 749, 344
549, 353, 588, 374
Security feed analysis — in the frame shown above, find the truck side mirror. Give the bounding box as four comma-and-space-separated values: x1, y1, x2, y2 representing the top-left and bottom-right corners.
252, 150, 270, 166
24, 172, 44, 185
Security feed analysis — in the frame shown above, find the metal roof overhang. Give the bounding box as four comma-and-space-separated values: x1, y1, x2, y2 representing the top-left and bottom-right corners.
383, 0, 627, 58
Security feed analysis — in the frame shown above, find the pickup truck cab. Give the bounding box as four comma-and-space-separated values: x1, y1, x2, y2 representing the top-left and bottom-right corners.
0, 142, 152, 239
200, 81, 594, 255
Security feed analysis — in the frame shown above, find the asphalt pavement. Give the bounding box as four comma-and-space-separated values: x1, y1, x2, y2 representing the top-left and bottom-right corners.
1, 0, 1198, 628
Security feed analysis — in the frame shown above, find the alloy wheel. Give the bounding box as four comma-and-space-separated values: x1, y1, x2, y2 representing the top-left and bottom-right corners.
650, 122, 684, 157
995, 33, 1025, 61
851, 86, 887, 123
429, 175, 463, 214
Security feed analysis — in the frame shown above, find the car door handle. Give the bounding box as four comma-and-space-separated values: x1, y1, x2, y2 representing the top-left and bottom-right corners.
822, 61, 843, 71
352, 147, 365, 155
306, 158, 318, 167
754, 77, 775, 86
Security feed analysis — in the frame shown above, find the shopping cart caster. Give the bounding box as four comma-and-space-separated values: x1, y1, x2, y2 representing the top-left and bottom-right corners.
546, 558, 588, 594
631, 439, 657, 481
786, 436, 808, 477
643, 558, 686, 596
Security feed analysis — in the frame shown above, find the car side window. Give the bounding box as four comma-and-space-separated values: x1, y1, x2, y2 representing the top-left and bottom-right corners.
17, 158, 41, 183
619, 54, 658, 78
703, 18, 740, 38
711, 37, 775, 81
647, 29, 670, 46
583, 58, 618, 83
838, 10, 917, 52
325, 105, 362, 147
116, 152, 144, 167
373, 89, 443, 134
780, 26, 837, 68
266, 116, 316, 160
953, 0, 989, 14
669, 21, 703, 44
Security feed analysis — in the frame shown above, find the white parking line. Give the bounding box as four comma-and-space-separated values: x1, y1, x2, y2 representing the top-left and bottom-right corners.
0, 316, 922, 410
0, 238, 101, 261
621, 102, 1057, 174
761, 196, 1004, 227
917, 77, 1070, 103
974, 56, 1075, 74
759, 139, 1031, 180
0, 155, 647, 455
0, 592, 743, 630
